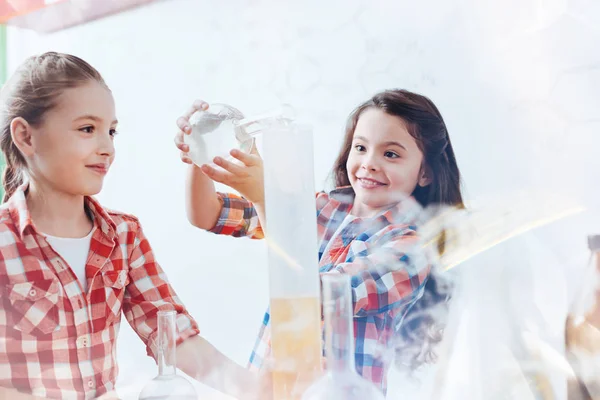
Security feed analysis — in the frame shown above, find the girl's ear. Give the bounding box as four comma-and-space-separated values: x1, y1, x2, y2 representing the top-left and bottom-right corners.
11, 117, 35, 157
418, 165, 432, 187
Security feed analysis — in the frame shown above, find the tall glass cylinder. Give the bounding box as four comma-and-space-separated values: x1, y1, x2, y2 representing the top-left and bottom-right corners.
262, 122, 323, 400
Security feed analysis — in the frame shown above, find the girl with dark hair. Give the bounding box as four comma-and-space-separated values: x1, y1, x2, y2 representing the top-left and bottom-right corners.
175, 89, 464, 394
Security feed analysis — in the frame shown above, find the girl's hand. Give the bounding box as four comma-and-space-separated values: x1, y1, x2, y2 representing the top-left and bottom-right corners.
174, 99, 209, 164
201, 145, 265, 205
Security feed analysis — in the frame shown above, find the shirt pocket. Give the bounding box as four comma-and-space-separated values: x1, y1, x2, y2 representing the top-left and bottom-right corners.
92, 269, 129, 331
6, 278, 62, 336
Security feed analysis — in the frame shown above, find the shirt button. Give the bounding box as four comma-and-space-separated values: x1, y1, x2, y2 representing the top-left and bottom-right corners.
87, 380, 94, 388
78, 299, 83, 307
29, 289, 37, 297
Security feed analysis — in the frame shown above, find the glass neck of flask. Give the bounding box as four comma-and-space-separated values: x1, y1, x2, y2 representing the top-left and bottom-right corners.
157, 310, 177, 377
322, 274, 356, 374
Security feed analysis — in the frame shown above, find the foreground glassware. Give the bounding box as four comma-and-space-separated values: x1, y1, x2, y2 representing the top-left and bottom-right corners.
138, 310, 197, 400
301, 274, 385, 400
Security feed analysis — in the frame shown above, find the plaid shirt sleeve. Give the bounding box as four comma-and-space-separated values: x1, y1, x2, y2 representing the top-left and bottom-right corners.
332, 225, 430, 317
207, 192, 264, 239
122, 217, 200, 359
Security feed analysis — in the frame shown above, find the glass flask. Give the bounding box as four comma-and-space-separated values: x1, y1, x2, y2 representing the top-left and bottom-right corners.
301, 274, 385, 400
183, 103, 249, 167
183, 103, 294, 167
138, 310, 197, 400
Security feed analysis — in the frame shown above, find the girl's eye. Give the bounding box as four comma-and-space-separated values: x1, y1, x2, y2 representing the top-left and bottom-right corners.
109, 129, 118, 137
384, 151, 400, 159
354, 144, 366, 152
80, 126, 94, 134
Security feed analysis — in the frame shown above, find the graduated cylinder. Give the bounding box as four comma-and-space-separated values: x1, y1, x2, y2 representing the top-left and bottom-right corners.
262, 121, 323, 400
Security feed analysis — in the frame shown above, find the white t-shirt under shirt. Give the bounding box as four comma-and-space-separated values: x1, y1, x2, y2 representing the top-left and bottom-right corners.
44, 228, 95, 292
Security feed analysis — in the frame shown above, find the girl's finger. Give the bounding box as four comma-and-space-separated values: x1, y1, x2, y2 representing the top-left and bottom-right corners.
183, 99, 209, 119
213, 156, 247, 176
230, 148, 260, 167
176, 117, 192, 134
180, 153, 192, 164
177, 100, 209, 133
175, 133, 189, 152
201, 164, 235, 185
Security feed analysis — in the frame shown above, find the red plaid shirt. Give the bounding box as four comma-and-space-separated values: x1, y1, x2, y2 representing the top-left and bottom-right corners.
0, 185, 199, 399
209, 187, 430, 392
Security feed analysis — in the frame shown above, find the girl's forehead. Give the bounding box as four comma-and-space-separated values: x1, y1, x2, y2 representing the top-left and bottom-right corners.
52, 83, 116, 121
354, 110, 413, 142
357, 109, 408, 129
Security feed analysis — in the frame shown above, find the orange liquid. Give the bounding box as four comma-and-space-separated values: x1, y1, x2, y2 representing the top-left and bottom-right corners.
270, 296, 323, 400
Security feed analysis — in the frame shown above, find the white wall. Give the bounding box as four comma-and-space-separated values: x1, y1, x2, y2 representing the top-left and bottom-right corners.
6, 0, 600, 398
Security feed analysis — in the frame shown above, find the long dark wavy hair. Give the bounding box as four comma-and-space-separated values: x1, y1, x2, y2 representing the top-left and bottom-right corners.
332, 89, 464, 371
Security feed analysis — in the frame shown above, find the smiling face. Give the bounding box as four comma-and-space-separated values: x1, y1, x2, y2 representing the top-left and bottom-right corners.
20, 81, 118, 197
346, 108, 430, 217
